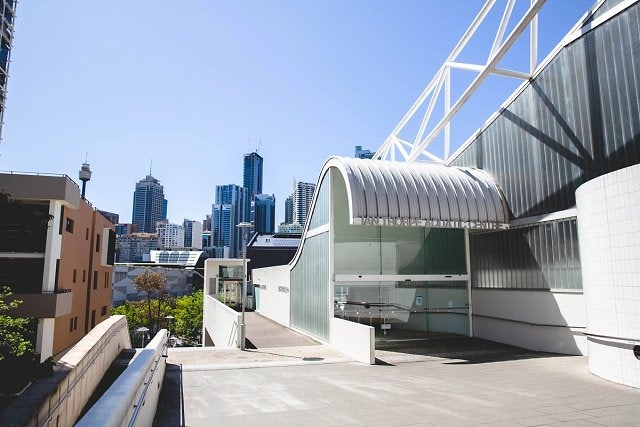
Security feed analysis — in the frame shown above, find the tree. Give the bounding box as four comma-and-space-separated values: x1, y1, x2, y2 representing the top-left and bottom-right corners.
0, 286, 37, 394
133, 270, 166, 334
112, 300, 148, 336
173, 291, 203, 345
0, 286, 34, 361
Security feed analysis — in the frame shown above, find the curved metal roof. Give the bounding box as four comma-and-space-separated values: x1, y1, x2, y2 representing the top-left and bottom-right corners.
322, 157, 509, 229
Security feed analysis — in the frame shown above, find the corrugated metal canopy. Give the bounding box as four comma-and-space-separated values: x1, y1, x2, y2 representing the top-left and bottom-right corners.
323, 157, 509, 230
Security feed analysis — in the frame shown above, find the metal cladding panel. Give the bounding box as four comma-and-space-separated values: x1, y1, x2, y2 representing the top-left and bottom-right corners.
470, 219, 582, 290
450, 1, 640, 219
323, 157, 509, 227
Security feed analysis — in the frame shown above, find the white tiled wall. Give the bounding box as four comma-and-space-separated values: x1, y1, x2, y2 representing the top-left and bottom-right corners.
576, 164, 640, 388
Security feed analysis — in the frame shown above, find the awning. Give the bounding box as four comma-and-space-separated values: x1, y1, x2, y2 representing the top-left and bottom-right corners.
323, 157, 509, 230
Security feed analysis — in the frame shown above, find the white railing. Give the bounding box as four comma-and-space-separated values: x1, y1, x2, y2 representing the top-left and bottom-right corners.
76, 329, 169, 427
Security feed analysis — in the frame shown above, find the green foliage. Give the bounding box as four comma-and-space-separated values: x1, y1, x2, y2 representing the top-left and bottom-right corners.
112, 290, 204, 346
112, 300, 148, 334
173, 291, 203, 345
0, 287, 34, 361
133, 269, 168, 335
0, 286, 37, 394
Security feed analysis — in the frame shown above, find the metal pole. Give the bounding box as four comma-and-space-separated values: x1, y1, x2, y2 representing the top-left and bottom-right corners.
241, 229, 247, 351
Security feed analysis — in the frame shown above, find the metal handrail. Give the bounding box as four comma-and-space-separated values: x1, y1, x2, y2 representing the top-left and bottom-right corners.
0, 170, 80, 189
472, 313, 584, 329
128, 339, 168, 427
42, 321, 128, 426
582, 332, 640, 343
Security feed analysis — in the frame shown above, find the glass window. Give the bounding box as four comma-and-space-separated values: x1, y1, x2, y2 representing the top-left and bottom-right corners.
334, 280, 469, 337
65, 218, 74, 233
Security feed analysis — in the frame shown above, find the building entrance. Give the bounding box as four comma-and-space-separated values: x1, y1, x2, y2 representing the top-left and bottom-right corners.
334, 279, 469, 338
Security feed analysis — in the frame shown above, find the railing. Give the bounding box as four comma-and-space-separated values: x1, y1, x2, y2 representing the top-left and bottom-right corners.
0, 170, 80, 189
128, 336, 168, 427
0, 316, 132, 427
42, 319, 130, 426
76, 330, 169, 427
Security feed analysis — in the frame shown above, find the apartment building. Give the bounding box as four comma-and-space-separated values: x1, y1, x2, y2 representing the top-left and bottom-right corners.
0, 172, 115, 361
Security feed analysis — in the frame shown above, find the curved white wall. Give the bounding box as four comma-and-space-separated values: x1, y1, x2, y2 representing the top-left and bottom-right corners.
576, 164, 640, 388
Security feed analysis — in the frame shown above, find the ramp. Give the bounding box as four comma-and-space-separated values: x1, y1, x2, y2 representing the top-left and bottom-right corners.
245, 312, 318, 348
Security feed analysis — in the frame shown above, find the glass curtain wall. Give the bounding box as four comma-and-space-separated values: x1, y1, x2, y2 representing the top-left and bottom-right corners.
290, 174, 331, 340
332, 171, 470, 337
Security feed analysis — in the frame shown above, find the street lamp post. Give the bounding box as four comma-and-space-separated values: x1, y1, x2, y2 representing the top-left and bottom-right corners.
237, 222, 252, 351
135, 326, 149, 348
165, 315, 174, 337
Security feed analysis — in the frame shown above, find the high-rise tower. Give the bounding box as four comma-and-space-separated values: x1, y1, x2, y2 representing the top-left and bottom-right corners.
255, 194, 275, 235
132, 175, 167, 233
243, 152, 263, 200
293, 181, 316, 227
0, 1, 16, 143
212, 184, 247, 257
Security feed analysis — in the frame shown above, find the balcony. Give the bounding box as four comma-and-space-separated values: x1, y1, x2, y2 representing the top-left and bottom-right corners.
8, 290, 73, 318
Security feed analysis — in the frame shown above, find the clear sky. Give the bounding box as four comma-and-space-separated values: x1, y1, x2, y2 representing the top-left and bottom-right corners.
0, 0, 593, 226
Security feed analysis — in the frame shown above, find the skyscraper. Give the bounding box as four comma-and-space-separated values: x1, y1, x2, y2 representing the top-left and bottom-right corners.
183, 219, 203, 249
255, 194, 276, 235
212, 184, 247, 257
243, 152, 263, 200
0, 1, 16, 143
212, 204, 233, 256
157, 222, 185, 250
293, 181, 316, 226
284, 195, 293, 224
243, 152, 263, 225
132, 175, 167, 233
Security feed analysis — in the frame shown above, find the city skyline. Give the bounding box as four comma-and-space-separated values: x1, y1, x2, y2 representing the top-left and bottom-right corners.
0, 1, 592, 225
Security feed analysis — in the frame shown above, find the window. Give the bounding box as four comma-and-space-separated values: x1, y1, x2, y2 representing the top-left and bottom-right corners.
96, 234, 101, 252
91, 310, 96, 328
82, 270, 86, 282
73, 269, 77, 283
69, 318, 73, 332
93, 271, 98, 290
73, 316, 78, 330
104, 271, 108, 288
54, 259, 60, 291
65, 218, 74, 233
85, 228, 89, 240
59, 206, 65, 235
101, 306, 107, 316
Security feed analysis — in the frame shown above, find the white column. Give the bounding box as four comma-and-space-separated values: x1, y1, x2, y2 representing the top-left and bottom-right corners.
42, 200, 64, 292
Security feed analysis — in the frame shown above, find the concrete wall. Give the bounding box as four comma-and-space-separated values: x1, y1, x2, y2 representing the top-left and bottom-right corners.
76, 329, 167, 427
0, 315, 132, 427
203, 294, 241, 348
252, 265, 291, 327
472, 289, 587, 355
330, 317, 375, 364
576, 164, 640, 388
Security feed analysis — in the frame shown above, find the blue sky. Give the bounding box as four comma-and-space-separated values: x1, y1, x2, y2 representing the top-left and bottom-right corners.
0, 0, 593, 226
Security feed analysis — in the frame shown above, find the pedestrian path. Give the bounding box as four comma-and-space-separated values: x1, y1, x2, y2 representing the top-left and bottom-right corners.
244, 311, 318, 348
155, 352, 640, 426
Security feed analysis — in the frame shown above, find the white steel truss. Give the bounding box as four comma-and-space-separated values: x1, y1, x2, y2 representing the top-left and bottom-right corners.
375, 0, 546, 164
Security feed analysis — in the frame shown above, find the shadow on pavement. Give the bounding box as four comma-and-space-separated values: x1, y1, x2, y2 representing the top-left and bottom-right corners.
375, 334, 567, 364
153, 363, 184, 427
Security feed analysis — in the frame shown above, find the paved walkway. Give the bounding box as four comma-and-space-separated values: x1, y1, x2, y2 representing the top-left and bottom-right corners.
155, 338, 640, 426
244, 312, 318, 348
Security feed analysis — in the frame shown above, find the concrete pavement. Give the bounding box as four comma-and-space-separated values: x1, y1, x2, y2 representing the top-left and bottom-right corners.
244, 311, 318, 349
154, 339, 640, 426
